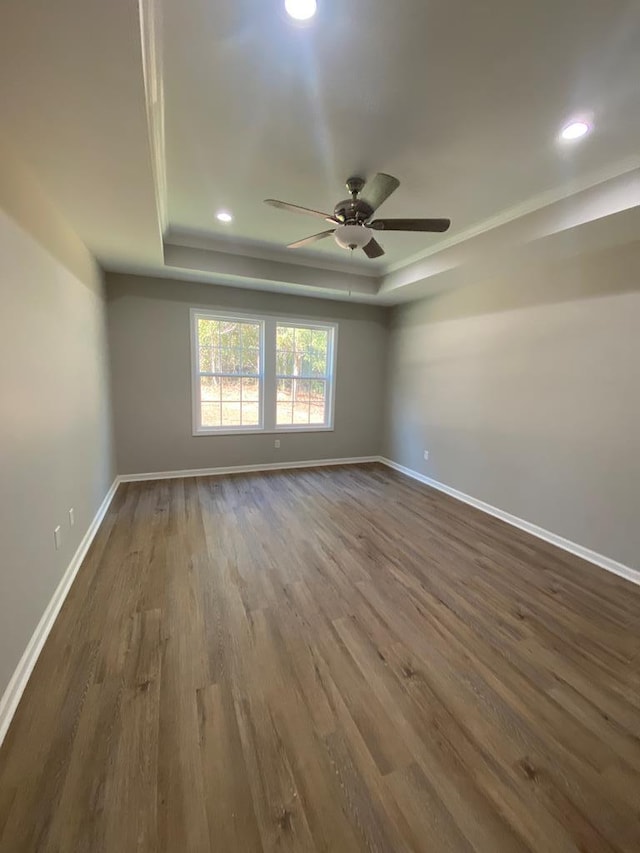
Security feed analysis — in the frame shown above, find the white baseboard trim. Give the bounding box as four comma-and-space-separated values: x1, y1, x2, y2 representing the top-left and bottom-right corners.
0, 478, 120, 747
378, 457, 640, 588
117, 456, 379, 483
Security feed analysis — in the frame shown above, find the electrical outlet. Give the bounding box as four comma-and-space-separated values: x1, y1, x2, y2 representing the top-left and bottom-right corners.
69, 507, 75, 527
274, 439, 281, 448
424, 450, 429, 461
54, 526, 62, 550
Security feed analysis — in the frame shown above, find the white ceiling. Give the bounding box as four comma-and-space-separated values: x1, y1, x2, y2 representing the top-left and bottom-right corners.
1, 0, 640, 302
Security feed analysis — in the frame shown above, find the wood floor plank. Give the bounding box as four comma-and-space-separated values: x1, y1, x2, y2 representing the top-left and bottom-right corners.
233, 689, 316, 852
156, 482, 210, 853
384, 762, 475, 853
1, 463, 639, 852
45, 677, 121, 852
251, 607, 363, 852
196, 683, 263, 852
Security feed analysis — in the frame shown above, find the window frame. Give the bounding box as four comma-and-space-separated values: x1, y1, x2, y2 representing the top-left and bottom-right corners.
274, 319, 337, 433
190, 309, 266, 435
190, 307, 337, 436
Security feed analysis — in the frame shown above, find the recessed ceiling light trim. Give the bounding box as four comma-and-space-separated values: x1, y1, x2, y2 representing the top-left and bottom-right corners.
216, 210, 233, 223
285, 0, 317, 21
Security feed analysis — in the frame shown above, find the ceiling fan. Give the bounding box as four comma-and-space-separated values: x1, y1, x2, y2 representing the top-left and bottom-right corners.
264, 173, 450, 259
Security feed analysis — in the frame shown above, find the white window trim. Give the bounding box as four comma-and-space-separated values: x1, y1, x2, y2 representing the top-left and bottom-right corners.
190, 309, 266, 435
190, 307, 338, 436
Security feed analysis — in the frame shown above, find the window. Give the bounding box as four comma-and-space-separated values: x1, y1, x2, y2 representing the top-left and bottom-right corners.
276, 324, 332, 427
191, 309, 336, 435
192, 313, 264, 432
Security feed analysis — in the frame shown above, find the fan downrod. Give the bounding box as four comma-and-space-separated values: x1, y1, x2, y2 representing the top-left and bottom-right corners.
345, 176, 365, 197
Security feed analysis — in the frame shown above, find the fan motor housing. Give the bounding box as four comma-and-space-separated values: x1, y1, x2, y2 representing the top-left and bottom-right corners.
334, 197, 374, 225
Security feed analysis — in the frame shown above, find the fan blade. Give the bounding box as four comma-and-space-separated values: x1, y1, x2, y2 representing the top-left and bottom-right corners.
363, 237, 385, 259
369, 218, 451, 233
361, 173, 400, 211
264, 198, 338, 223
287, 230, 336, 249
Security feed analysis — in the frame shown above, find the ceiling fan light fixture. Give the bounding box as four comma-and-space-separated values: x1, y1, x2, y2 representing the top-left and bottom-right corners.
334, 224, 372, 250
263, 172, 451, 261
284, 0, 317, 21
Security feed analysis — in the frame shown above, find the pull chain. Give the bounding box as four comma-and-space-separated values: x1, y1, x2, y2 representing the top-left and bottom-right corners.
348, 247, 354, 298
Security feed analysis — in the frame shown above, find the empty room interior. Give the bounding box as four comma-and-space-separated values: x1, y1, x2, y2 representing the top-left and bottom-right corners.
1, 0, 640, 850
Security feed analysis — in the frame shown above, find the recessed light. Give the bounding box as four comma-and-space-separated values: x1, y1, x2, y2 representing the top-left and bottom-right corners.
285, 0, 317, 21
216, 210, 233, 223
560, 120, 591, 141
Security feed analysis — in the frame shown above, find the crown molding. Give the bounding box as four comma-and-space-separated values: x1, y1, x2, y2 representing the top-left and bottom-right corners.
165, 227, 377, 278
139, 0, 168, 234
163, 242, 380, 300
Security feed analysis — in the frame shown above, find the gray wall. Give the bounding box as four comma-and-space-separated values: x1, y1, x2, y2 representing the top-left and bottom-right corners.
385, 241, 640, 569
107, 274, 388, 474
0, 138, 114, 703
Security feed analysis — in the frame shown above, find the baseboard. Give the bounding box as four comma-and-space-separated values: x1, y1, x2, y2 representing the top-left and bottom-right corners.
378, 457, 640, 588
117, 456, 379, 483
0, 478, 120, 747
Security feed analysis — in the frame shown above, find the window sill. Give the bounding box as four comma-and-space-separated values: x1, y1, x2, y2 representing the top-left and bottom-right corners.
193, 426, 335, 437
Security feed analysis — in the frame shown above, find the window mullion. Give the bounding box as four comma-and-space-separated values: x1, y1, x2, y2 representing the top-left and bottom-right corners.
263, 318, 277, 431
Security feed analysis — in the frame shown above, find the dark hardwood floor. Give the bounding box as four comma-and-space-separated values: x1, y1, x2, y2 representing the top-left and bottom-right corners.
1, 463, 639, 852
